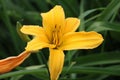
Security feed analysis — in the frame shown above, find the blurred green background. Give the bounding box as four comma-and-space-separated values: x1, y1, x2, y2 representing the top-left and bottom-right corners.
0, 0, 120, 80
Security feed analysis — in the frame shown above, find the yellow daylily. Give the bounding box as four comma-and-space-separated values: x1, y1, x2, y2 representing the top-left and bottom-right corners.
21, 5, 103, 80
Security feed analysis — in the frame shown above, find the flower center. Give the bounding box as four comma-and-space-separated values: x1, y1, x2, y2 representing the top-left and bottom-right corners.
52, 25, 62, 48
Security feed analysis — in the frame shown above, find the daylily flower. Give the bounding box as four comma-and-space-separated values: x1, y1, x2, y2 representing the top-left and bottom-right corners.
0, 51, 30, 74
20, 5, 104, 80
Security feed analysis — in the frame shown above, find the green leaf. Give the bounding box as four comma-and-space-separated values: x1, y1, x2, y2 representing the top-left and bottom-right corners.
63, 65, 120, 76
97, 0, 120, 21
87, 21, 120, 32
79, 8, 104, 19
75, 51, 120, 66
0, 65, 48, 79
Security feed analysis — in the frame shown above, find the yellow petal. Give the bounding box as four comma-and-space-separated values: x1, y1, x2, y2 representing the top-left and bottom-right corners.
60, 31, 104, 50
0, 51, 30, 74
41, 5, 65, 41
64, 18, 80, 34
21, 25, 46, 37
26, 37, 55, 51
21, 25, 49, 43
49, 49, 65, 80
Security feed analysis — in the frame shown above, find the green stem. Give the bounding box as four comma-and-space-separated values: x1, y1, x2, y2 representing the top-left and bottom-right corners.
36, 52, 43, 64
40, 51, 50, 80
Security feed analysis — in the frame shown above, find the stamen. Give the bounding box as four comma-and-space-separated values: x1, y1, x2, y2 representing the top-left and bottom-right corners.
52, 25, 62, 48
